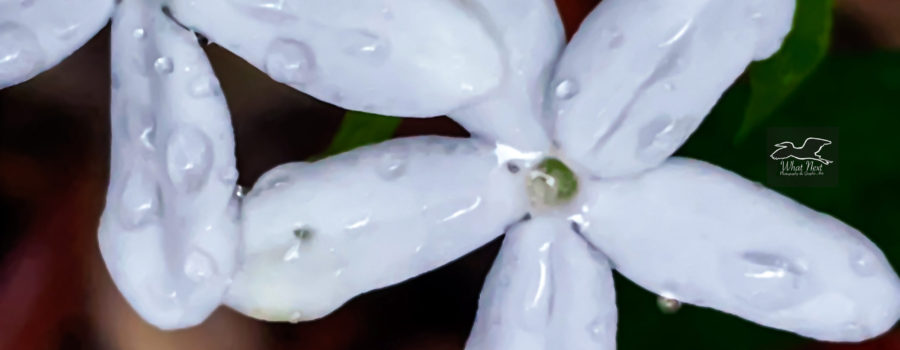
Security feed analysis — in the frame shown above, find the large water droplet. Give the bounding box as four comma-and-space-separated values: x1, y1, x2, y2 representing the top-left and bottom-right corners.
554, 79, 579, 100
722, 251, 815, 310
657, 296, 682, 314
340, 30, 390, 64
0, 22, 45, 88
118, 170, 161, 229
165, 127, 214, 193
154, 56, 174, 75
184, 249, 216, 282
265, 38, 316, 85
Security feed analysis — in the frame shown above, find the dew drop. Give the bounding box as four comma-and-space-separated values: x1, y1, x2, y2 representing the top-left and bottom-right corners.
153, 56, 174, 74
636, 114, 697, 163
586, 313, 615, 343
165, 127, 214, 193
0, 22, 45, 88
375, 150, 409, 181
554, 79, 579, 100
265, 38, 316, 85
188, 75, 221, 98
132, 27, 145, 39
340, 30, 390, 63
288, 311, 302, 323
721, 251, 814, 310
184, 250, 216, 282
118, 171, 161, 229
657, 296, 682, 314
124, 103, 156, 150
850, 250, 879, 277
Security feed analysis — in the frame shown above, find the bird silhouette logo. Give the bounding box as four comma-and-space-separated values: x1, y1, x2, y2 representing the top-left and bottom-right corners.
770, 137, 834, 165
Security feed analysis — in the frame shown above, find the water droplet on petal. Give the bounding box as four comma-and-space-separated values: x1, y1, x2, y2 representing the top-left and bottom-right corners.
636, 114, 698, 162
188, 75, 221, 98
0, 22, 45, 88
265, 38, 316, 85
165, 127, 214, 193
118, 171, 161, 229
850, 250, 879, 277
154, 56, 174, 74
722, 251, 815, 310
375, 150, 408, 181
184, 249, 216, 282
132, 28, 145, 39
340, 30, 390, 64
554, 79, 579, 100
288, 311, 302, 323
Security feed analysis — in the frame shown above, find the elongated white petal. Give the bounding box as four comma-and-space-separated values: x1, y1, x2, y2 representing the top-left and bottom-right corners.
229, 136, 529, 322
551, 0, 795, 178
448, 0, 564, 152
466, 217, 616, 350
579, 158, 900, 341
169, 0, 502, 117
99, 1, 239, 330
0, 0, 113, 88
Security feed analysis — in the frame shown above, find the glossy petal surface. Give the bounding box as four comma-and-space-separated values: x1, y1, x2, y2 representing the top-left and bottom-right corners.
0, 0, 113, 88
99, 1, 240, 330
579, 158, 900, 341
448, 0, 564, 152
466, 217, 616, 350
551, 0, 795, 177
229, 136, 529, 322
169, 0, 502, 117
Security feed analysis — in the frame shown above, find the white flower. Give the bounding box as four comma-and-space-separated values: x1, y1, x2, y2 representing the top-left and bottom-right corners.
3, 0, 898, 346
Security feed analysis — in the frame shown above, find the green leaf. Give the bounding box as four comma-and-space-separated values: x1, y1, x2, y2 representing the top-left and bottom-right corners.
318, 111, 402, 158
735, 0, 834, 142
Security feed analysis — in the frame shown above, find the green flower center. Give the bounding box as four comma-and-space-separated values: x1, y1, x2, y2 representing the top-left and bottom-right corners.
527, 157, 578, 207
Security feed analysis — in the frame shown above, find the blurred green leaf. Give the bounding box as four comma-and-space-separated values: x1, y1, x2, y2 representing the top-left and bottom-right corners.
318, 111, 402, 158
735, 0, 833, 142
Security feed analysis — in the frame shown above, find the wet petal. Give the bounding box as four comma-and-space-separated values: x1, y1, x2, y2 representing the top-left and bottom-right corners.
448, 0, 564, 152
0, 0, 113, 88
551, 0, 795, 177
579, 158, 900, 341
169, 0, 502, 117
466, 217, 616, 350
99, 1, 239, 330
228, 136, 529, 322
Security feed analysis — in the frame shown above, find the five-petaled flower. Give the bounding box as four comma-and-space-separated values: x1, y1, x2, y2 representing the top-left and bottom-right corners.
2, 0, 899, 348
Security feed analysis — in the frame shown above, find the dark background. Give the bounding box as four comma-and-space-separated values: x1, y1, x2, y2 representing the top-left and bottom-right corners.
1, 0, 899, 349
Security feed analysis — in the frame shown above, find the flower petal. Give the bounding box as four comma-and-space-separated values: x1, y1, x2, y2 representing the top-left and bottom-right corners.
466, 217, 616, 350
578, 157, 900, 341
228, 136, 529, 322
448, 0, 564, 152
99, 1, 240, 330
168, 0, 502, 117
551, 0, 795, 178
0, 0, 113, 88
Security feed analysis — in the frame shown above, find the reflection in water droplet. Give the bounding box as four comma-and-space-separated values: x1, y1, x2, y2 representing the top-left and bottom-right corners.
154, 56, 174, 74
659, 18, 694, 47
0, 22, 45, 88
554, 79, 579, 100
265, 38, 316, 85
165, 127, 214, 193
118, 171, 161, 229
722, 251, 815, 310
132, 28, 145, 39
